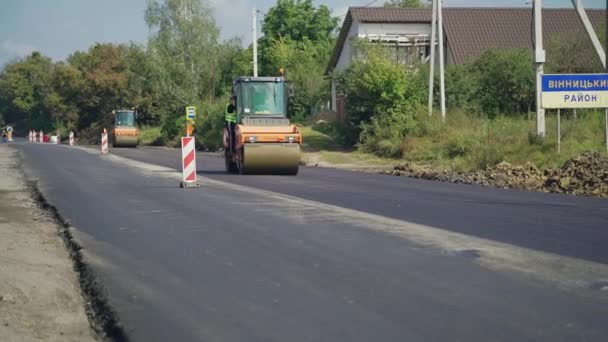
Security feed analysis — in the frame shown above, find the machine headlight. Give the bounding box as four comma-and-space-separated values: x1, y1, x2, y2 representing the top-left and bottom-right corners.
287, 136, 295, 142
248, 136, 257, 142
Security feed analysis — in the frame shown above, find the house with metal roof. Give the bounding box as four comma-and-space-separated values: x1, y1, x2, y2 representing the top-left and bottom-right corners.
326, 6, 605, 113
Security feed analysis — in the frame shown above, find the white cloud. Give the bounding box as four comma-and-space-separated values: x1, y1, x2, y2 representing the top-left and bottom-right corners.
1, 40, 36, 58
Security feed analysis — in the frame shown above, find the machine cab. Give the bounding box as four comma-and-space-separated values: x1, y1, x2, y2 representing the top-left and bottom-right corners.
233, 77, 288, 123
114, 109, 136, 127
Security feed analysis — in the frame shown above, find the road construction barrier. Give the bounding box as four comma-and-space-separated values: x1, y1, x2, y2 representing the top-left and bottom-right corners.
101, 129, 108, 154
50, 136, 58, 144
29, 130, 33, 143
180, 136, 199, 188
69, 131, 74, 146
39, 130, 43, 143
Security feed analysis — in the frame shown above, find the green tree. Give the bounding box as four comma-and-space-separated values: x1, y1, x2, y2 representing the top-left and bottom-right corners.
145, 0, 220, 103
265, 37, 333, 117
384, 0, 431, 8
216, 38, 252, 96
145, 0, 222, 141
43, 62, 83, 131
0, 52, 54, 130
545, 27, 605, 74
470, 49, 534, 116
262, 0, 337, 42
258, 0, 338, 118
67, 43, 133, 129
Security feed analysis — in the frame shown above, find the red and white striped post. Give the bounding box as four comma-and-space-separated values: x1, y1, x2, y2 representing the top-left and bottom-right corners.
69, 131, 74, 146
101, 128, 108, 154
180, 136, 199, 188
28, 130, 32, 142
39, 130, 43, 143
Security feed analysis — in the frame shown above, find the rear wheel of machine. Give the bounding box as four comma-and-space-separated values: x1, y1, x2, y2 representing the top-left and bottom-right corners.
237, 147, 246, 175
225, 149, 238, 173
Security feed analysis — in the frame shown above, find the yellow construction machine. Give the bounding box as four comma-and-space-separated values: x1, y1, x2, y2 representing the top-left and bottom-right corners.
111, 109, 138, 147
224, 76, 301, 175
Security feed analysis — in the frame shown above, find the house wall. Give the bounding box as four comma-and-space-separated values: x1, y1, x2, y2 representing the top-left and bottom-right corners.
331, 21, 454, 111
335, 21, 359, 72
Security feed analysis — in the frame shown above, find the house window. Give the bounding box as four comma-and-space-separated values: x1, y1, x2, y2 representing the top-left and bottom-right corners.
365, 33, 432, 65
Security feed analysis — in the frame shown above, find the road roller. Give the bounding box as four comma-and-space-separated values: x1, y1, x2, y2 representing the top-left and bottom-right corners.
111, 109, 138, 147
224, 76, 301, 175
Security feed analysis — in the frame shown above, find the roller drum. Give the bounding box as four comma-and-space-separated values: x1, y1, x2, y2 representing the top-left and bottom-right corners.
242, 143, 300, 175
113, 135, 138, 147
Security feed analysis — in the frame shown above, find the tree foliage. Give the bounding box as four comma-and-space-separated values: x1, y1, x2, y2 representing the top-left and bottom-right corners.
262, 0, 337, 42
335, 42, 427, 153
258, 0, 338, 118
470, 49, 534, 116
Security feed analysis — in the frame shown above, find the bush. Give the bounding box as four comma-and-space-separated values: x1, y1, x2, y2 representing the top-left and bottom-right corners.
471, 49, 534, 116
441, 64, 479, 111
339, 44, 426, 127
194, 100, 226, 151
160, 115, 185, 144
334, 42, 427, 154
359, 108, 417, 158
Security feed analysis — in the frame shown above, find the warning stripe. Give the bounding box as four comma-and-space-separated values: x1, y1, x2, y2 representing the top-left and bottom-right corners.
101, 132, 108, 153
181, 136, 197, 183
185, 170, 196, 182
183, 150, 195, 169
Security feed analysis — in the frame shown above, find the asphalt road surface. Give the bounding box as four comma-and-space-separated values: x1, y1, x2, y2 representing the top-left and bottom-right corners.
14, 141, 608, 341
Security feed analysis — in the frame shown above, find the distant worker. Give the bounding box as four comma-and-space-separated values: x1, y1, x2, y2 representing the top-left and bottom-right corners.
225, 95, 237, 153
1, 129, 7, 144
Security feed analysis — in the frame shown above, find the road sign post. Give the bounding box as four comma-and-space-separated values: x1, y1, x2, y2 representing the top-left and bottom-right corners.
557, 109, 561, 154
542, 73, 608, 155
186, 106, 196, 137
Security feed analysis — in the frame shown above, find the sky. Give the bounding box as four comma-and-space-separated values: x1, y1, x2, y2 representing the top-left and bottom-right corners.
0, 0, 605, 66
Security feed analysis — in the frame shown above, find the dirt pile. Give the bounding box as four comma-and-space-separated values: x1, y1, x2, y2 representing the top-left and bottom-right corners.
387, 152, 608, 198
544, 152, 608, 197
484, 162, 546, 191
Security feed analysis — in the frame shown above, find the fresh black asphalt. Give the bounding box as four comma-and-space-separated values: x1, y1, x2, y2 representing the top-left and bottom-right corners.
14, 142, 608, 341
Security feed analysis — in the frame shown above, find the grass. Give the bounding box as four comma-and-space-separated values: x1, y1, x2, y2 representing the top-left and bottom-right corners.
298, 126, 342, 152
301, 108, 607, 172
138, 125, 163, 146
402, 109, 607, 172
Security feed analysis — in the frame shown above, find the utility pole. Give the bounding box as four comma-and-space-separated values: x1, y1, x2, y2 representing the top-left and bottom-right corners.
428, 0, 437, 116
253, 8, 258, 77
572, 0, 606, 66
534, 0, 546, 136
438, 0, 446, 121
571, 0, 608, 154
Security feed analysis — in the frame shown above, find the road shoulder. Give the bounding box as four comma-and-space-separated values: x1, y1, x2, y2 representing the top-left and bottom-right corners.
0, 147, 94, 341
